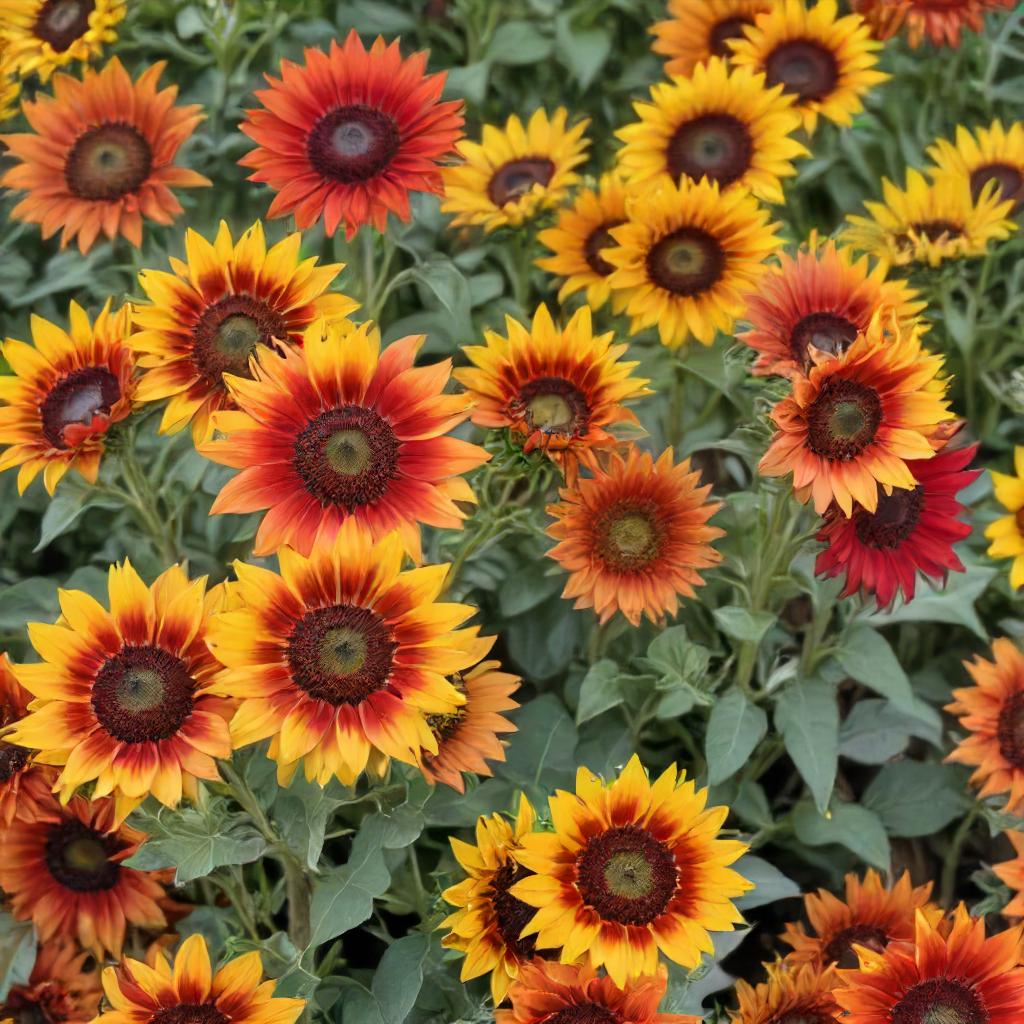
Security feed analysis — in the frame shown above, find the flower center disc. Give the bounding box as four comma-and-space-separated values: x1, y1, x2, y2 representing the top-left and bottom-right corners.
64, 122, 153, 201
33, 0, 94, 51
667, 113, 753, 188
970, 163, 1024, 212
774, 1011, 837, 1024
765, 39, 839, 102
854, 486, 923, 550
191, 295, 289, 384
307, 104, 401, 183
997, 690, 1024, 770
822, 924, 890, 968
709, 16, 751, 57
488, 158, 556, 206
806, 379, 882, 460
515, 377, 590, 437
646, 227, 725, 296
44, 819, 120, 892
598, 502, 661, 572
913, 220, 964, 243
576, 824, 678, 925
790, 312, 859, 362
584, 223, 621, 277
91, 644, 197, 743
891, 979, 988, 1024
546, 1007, 620, 1024
150, 1006, 230, 1024
39, 366, 120, 449
0, 742, 28, 784
487, 861, 538, 960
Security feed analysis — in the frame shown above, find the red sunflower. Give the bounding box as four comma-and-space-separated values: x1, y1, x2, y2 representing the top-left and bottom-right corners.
0, 938, 102, 1024
852, 0, 1017, 48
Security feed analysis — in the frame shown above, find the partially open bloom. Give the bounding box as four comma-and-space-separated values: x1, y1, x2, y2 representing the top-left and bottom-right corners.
994, 830, 1024, 919
0, 58, 208, 252
651, 0, 773, 78
0, 938, 102, 1024
512, 755, 751, 987
0, 654, 55, 827
240, 31, 463, 239
441, 108, 590, 232
928, 120, 1024, 216
986, 446, 1024, 590
730, 963, 841, 1024
852, 0, 1017, 48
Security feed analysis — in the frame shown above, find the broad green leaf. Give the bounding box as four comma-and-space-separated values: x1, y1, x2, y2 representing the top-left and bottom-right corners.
35, 487, 120, 551
863, 762, 971, 837
576, 660, 624, 724
705, 689, 768, 784
273, 775, 349, 870
486, 21, 553, 65
499, 694, 578, 793
839, 699, 942, 764
734, 855, 800, 910
499, 561, 563, 618
555, 15, 611, 88
792, 799, 891, 871
713, 606, 776, 646
774, 679, 838, 813
0, 911, 35, 999
836, 624, 914, 709
647, 625, 711, 686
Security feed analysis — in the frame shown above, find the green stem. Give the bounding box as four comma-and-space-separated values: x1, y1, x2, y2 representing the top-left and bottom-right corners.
118, 444, 178, 564
940, 807, 980, 907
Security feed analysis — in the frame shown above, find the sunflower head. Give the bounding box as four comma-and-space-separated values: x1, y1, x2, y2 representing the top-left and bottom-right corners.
0, 38, 20, 123
985, 446, 1024, 590
852, 0, 1017, 49
928, 120, 1024, 216
993, 830, 1024, 919
651, 0, 774, 78
731, 962, 841, 1024
0, 938, 102, 1024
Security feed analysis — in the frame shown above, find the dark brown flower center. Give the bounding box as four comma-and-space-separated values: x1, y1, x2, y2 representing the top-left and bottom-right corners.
912, 220, 964, 244
772, 1010, 837, 1024
192, 295, 289, 385
790, 312, 859, 363
44, 817, 120, 893
488, 861, 538, 960
891, 979, 988, 1024
822, 923, 890, 968
806, 378, 882, 461
1016, 508, 1024, 535
583, 223, 622, 277
488, 158, 555, 207
646, 227, 725, 295
150, 1007, 230, 1024
765, 39, 839, 102
576, 824, 678, 926
709, 16, 752, 57
970, 163, 1024, 213
307, 105, 400, 183
853, 485, 923, 550
513, 376, 590, 438
596, 500, 662, 573
1, 986, 73, 1024
667, 114, 753, 188
997, 690, 1024, 770
33, 0, 94, 52
65, 123, 153, 201
546, 1007, 620, 1024
39, 366, 120, 450
0, 742, 29, 784
91, 644, 197, 743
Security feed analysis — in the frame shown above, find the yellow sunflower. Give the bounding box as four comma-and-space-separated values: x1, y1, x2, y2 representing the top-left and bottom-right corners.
615, 57, 807, 205
651, 0, 774, 78
728, 0, 887, 135
441, 108, 590, 232
605, 176, 782, 348
928, 120, 1024, 216
0, 39, 19, 124
986, 446, 1024, 590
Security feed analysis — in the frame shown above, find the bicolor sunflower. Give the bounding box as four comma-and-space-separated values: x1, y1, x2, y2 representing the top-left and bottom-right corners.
852, 0, 1016, 48
834, 906, 1024, 1024
239, 31, 463, 240
7, 562, 233, 824
441, 108, 590, 232
454, 304, 649, 483
728, 0, 887, 135
536, 171, 630, 312
131, 220, 356, 442
0, 793, 168, 957
994, 830, 1024, 919
546, 446, 723, 627
759, 316, 952, 516
929, 120, 1024, 216
200, 317, 488, 561
96, 934, 305, 1024
946, 637, 1024, 814
615, 57, 806, 205
738, 236, 925, 378
651, 0, 773, 78
0, 300, 136, 495
605, 177, 782, 348
814, 441, 980, 608
0, 938, 102, 1024
440, 795, 542, 1005
730, 963, 841, 1024
843, 168, 1015, 268
511, 755, 751, 987
986, 446, 1024, 590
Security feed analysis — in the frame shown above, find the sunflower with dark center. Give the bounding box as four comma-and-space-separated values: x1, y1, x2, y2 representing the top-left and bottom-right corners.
986, 446, 1024, 590
993, 830, 1024, 918
0, 938, 103, 1024
200, 317, 487, 561
605, 176, 782, 349
727, 0, 887, 135
441, 108, 590, 232
835, 906, 1024, 1024
851, 0, 1016, 49
730, 963, 842, 1024
131, 220, 356, 443
615, 57, 806, 204
511, 756, 751, 987
240, 31, 463, 239
928, 120, 1024, 216
946, 638, 1024, 815
0, 654, 55, 828
7, 562, 233, 823
0, 58, 208, 253
651, 0, 773, 77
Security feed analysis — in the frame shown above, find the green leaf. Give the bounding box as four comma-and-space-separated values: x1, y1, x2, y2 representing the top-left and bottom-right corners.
35, 486, 120, 551
839, 699, 941, 764
836, 624, 913, 709
734, 855, 800, 910
555, 15, 611, 88
409, 258, 473, 340
499, 561, 563, 618
862, 762, 971, 837
647, 625, 711, 686
273, 775, 349, 870
372, 934, 430, 1024
0, 910, 35, 999
0, 577, 57, 631
774, 679, 838, 813
792, 799, 891, 871
499, 694, 578, 793
713, 606, 776, 645
486, 22, 553, 65
705, 689, 768, 784
576, 660, 624, 725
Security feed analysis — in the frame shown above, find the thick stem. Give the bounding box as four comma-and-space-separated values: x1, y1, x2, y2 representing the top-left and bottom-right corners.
118, 445, 179, 564
940, 807, 979, 907
283, 855, 313, 950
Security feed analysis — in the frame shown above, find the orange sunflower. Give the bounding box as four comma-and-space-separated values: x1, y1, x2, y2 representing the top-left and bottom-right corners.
0, 58, 208, 253
994, 830, 1024, 919
0, 793, 168, 957
852, 0, 1016, 48
0, 300, 136, 495
738, 237, 925, 379
512, 755, 751, 987
946, 637, 1024, 813
0, 938, 102, 1024
454, 304, 650, 484
651, 0, 774, 78
834, 906, 1024, 1024
240, 30, 463, 239
546, 446, 724, 627
199, 317, 488, 561
759, 316, 953, 516
731, 963, 841, 1024
7, 562, 233, 824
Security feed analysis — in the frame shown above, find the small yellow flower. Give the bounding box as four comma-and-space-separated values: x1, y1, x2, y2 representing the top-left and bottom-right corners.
986, 446, 1024, 590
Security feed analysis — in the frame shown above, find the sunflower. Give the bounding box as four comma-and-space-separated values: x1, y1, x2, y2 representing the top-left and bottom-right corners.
0, 0, 125, 81
843, 168, 1015, 269
454, 304, 649, 483
420, 655, 520, 794
605, 176, 782, 349
440, 795, 543, 1005
814, 441, 980, 608
651, 0, 774, 78
946, 637, 1024, 814
0, 793, 168, 957
759, 316, 953, 516
852, 0, 1016, 48
993, 830, 1024, 919
441, 108, 590, 233
929, 120, 1024, 216
728, 0, 888, 135
0, 300, 136, 495
546, 446, 723, 627
496, 960, 700, 1024
615, 57, 807, 205
536, 171, 630, 312
239, 30, 463, 240
96, 934, 305, 1024
986, 446, 1024, 590
511, 755, 751, 987
0, 939, 102, 1024
0, 40, 19, 124
781, 870, 936, 970
131, 220, 357, 442
7, 561, 233, 824
738, 236, 925, 379
834, 906, 1024, 1024
199, 317, 488, 561
730, 963, 841, 1024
